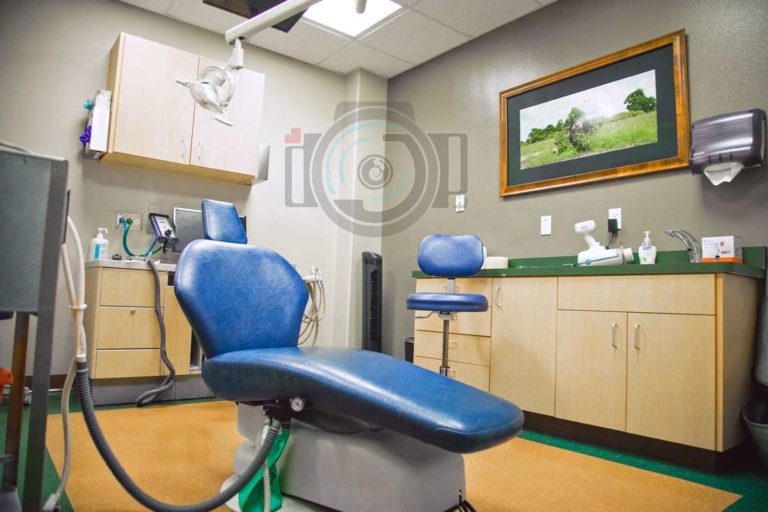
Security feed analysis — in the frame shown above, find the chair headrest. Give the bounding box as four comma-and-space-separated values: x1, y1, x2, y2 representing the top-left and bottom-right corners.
418, 234, 484, 277
202, 199, 247, 244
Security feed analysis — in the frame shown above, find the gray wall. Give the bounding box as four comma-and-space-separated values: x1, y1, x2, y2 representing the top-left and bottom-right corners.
0, 0, 350, 373
382, 0, 768, 356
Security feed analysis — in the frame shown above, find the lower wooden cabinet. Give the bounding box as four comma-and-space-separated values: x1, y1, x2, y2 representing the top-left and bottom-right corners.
555, 310, 628, 431
490, 277, 557, 415
85, 265, 194, 379
626, 313, 715, 449
412, 272, 759, 454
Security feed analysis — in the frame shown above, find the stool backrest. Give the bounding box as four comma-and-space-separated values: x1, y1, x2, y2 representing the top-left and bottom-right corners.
417, 235, 484, 277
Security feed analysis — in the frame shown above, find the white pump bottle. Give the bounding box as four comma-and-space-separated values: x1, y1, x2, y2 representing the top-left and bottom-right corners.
638, 231, 657, 264
89, 228, 109, 261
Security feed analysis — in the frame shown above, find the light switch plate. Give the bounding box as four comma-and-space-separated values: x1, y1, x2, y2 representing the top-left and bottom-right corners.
540, 215, 552, 236
608, 208, 622, 229
455, 194, 465, 213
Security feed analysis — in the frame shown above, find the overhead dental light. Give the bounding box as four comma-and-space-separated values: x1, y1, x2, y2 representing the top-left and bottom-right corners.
179, 0, 371, 126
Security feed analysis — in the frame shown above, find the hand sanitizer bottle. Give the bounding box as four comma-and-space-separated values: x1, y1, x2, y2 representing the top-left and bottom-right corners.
638, 231, 657, 264
89, 228, 109, 261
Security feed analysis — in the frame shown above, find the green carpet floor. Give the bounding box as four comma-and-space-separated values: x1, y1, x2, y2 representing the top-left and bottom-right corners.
2, 393, 767, 511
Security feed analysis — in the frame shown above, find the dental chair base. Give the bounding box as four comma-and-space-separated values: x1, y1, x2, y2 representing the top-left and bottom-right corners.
226, 406, 467, 512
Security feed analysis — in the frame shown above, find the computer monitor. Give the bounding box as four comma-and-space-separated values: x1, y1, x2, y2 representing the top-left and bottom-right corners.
172, 207, 247, 253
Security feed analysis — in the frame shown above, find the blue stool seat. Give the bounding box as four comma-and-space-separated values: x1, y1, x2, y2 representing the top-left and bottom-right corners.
406, 292, 488, 313
203, 346, 524, 454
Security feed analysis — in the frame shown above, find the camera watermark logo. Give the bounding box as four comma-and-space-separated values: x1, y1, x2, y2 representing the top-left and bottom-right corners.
284, 102, 467, 236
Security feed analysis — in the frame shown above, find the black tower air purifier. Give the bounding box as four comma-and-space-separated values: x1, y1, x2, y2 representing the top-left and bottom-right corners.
362, 252, 382, 352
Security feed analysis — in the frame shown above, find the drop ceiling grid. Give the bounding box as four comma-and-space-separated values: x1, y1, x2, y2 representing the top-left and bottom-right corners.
118, 0, 555, 78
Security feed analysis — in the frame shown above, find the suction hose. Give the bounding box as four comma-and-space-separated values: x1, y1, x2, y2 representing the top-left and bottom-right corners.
76, 363, 279, 512
65, 216, 280, 512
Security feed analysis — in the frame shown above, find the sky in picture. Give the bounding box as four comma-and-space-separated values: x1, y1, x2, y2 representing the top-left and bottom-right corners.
520, 70, 657, 142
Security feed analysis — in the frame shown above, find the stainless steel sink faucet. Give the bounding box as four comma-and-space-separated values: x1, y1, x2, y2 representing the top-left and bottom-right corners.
665, 229, 702, 262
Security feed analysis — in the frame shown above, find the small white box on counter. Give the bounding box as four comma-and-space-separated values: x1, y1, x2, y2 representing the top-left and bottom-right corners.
702, 236, 742, 263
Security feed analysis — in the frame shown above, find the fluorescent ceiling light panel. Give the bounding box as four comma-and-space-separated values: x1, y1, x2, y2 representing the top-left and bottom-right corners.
303, 0, 402, 37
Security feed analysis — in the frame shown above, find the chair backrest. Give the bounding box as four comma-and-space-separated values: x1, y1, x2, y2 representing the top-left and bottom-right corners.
417, 234, 484, 277
174, 240, 308, 358
202, 199, 247, 244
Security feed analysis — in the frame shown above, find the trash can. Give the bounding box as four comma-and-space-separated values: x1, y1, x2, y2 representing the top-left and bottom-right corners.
742, 400, 768, 469
403, 337, 414, 363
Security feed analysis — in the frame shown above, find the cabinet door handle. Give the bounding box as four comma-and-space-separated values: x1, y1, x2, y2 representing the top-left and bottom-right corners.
129, 308, 137, 314
633, 323, 640, 350
495, 286, 502, 308
611, 322, 618, 348
196, 142, 203, 164
448, 340, 458, 349
180, 140, 187, 162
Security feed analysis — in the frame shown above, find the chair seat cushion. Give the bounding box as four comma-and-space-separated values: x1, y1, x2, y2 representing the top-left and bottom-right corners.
406, 292, 488, 313
203, 347, 523, 453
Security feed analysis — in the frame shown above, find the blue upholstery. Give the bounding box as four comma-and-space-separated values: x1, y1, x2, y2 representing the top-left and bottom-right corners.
408, 234, 489, 314
0, 311, 12, 320
202, 199, 247, 244
407, 292, 487, 313
418, 235, 483, 277
175, 240, 308, 358
203, 347, 523, 453
174, 238, 523, 454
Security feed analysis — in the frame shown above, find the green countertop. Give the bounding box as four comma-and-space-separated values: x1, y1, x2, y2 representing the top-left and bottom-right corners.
412, 247, 767, 280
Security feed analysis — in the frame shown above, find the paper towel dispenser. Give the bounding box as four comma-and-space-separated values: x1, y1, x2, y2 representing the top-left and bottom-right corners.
690, 108, 766, 185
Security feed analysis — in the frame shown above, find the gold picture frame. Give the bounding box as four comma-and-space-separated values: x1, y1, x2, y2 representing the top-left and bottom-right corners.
500, 30, 690, 196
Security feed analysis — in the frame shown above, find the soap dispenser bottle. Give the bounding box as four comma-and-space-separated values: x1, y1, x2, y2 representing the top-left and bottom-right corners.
89, 227, 109, 261
638, 231, 657, 264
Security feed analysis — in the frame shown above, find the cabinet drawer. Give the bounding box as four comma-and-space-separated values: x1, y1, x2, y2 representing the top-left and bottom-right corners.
96, 307, 161, 349
413, 356, 489, 391
100, 268, 167, 307
95, 349, 160, 378
414, 331, 490, 366
558, 275, 714, 315
414, 278, 492, 336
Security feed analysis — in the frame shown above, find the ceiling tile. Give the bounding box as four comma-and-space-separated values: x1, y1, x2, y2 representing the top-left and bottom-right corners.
360, 9, 470, 65
412, 0, 541, 37
249, 20, 353, 65
320, 43, 412, 78
119, 0, 175, 14
166, 0, 245, 35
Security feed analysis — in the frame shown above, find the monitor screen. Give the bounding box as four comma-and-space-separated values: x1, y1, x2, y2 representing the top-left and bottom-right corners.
173, 208, 205, 253
172, 207, 247, 253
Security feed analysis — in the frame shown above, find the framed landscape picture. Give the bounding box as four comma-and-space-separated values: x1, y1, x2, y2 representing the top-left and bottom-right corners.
500, 30, 689, 196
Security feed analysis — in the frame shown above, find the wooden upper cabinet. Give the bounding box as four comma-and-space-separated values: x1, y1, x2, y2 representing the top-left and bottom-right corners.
104, 33, 265, 184
190, 56, 265, 175
108, 33, 198, 165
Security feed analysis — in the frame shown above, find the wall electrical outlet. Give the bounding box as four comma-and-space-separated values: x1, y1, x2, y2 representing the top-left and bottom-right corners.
455, 194, 465, 213
116, 211, 142, 231
540, 215, 552, 236
608, 208, 622, 229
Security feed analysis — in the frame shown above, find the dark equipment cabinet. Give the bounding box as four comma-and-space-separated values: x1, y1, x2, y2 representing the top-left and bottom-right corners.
362, 252, 382, 352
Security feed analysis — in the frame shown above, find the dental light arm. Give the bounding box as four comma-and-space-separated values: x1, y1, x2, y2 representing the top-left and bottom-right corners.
181, 0, 366, 126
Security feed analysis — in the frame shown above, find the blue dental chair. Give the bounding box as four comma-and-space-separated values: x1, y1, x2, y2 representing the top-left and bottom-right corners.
174, 200, 523, 511
407, 235, 488, 377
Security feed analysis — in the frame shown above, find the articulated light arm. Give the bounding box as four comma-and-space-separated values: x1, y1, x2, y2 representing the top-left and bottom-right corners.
183, 0, 366, 126
225, 0, 323, 44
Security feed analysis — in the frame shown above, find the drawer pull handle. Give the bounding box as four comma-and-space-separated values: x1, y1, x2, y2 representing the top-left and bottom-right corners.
129, 308, 137, 314
634, 323, 640, 350
495, 286, 502, 308
448, 341, 458, 349
611, 322, 618, 348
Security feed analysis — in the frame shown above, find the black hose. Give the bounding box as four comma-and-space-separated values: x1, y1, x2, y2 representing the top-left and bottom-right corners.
76, 362, 279, 512
136, 259, 175, 407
